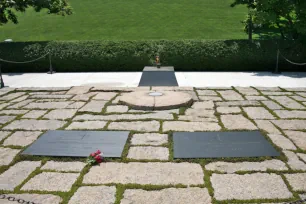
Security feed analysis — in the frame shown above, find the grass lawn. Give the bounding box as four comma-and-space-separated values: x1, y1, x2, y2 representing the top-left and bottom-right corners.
0, 0, 247, 41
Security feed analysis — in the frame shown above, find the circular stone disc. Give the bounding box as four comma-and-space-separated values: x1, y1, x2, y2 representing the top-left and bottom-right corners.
119, 91, 193, 110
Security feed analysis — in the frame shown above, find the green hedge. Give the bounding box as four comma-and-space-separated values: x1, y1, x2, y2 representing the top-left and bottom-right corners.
0, 40, 305, 72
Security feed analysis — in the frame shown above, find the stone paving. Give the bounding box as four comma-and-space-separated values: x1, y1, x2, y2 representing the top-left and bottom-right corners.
0, 86, 306, 204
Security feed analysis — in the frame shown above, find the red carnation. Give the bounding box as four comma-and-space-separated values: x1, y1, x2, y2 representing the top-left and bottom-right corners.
90, 153, 95, 157
95, 150, 101, 155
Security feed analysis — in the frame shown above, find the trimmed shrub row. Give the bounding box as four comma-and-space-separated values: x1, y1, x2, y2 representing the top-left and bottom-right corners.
0, 40, 305, 72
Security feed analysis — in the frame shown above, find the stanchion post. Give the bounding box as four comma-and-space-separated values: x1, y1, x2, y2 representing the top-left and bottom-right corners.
47, 53, 56, 74
0, 64, 5, 88
273, 49, 281, 74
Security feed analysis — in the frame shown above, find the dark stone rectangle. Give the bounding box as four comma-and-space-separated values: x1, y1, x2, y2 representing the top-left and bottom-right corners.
22, 130, 129, 158
173, 131, 280, 158
138, 67, 178, 86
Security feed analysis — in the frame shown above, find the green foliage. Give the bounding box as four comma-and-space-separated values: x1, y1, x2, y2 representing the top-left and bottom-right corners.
0, 40, 305, 72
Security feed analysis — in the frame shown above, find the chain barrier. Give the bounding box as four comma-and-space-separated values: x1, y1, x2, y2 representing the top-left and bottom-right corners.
0, 194, 38, 204
0, 52, 50, 64
279, 50, 306, 66
274, 49, 306, 74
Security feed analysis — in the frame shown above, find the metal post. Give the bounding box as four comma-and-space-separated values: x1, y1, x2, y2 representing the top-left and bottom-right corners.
47, 53, 55, 74
0, 64, 4, 88
273, 49, 281, 74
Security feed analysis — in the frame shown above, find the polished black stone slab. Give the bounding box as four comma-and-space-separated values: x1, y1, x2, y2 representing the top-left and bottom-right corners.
173, 131, 280, 158
22, 130, 129, 157
138, 66, 178, 86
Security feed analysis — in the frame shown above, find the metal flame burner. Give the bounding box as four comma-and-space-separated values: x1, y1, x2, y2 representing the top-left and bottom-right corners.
149, 92, 163, 97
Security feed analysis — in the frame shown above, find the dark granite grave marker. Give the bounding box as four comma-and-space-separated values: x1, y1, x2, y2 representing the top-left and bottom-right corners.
138, 66, 178, 86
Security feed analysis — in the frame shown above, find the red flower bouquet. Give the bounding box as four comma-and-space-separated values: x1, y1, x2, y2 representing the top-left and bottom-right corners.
86, 150, 103, 165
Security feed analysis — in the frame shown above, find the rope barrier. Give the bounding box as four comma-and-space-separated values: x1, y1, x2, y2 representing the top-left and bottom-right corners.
0, 52, 50, 64
278, 50, 306, 66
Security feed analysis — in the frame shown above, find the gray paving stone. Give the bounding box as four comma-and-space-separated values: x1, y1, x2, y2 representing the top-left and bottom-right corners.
0, 161, 41, 190
283, 88, 306, 92
285, 173, 306, 191
274, 110, 306, 119
185, 109, 215, 118
283, 151, 306, 171
29, 94, 74, 99
83, 162, 204, 185
127, 146, 169, 160
300, 194, 306, 200
152, 86, 194, 91
261, 100, 283, 110
256, 87, 282, 91
291, 95, 306, 102
108, 121, 160, 132
216, 107, 241, 114
284, 131, 306, 150
24, 102, 72, 109
67, 86, 91, 95
198, 96, 223, 101
35, 99, 68, 102
205, 160, 288, 173
163, 121, 221, 132
0, 131, 10, 141
221, 115, 257, 130
7, 99, 35, 109
216, 101, 260, 107
121, 187, 212, 204
272, 120, 306, 130
1, 194, 62, 204
0, 115, 15, 124
297, 92, 306, 97
197, 90, 217, 96
106, 105, 128, 113
269, 96, 305, 109
11, 95, 28, 102
68, 186, 116, 204
17, 87, 70, 91
93, 92, 117, 101
44, 109, 77, 120
22, 110, 48, 119
3, 119, 66, 130
197, 87, 232, 90
297, 153, 306, 163
218, 90, 244, 101
243, 107, 275, 120
267, 134, 297, 150
254, 120, 281, 134
0, 92, 26, 101
78, 101, 107, 113
131, 133, 168, 146
71, 92, 97, 101
0, 103, 11, 110
191, 101, 214, 109
262, 91, 293, 96
0, 109, 29, 115
211, 173, 292, 200
3, 131, 42, 147
41, 161, 86, 172
66, 121, 107, 130
178, 115, 218, 122
66, 101, 86, 109
0, 147, 20, 166
22, 172, 79, 192
245, 96, 267, 100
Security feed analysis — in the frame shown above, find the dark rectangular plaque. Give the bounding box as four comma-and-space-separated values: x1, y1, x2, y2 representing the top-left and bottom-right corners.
138, 66, 178, 86
173, 131, 280, 158
22, 130, 129, 157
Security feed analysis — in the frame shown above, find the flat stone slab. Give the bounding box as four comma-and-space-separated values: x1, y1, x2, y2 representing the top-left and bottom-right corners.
173, 131, 279, 158
221, 115, 257, 130
269, 96, 305, 109
163, 121, 221, 132
43, 109, 77, 120
3, 119, 66, 130
71, 93, 97, 101
262, 100, 283, 110
1, 194, 62, 204
78, 101, 107, 113
216, 101, 260, 107
272, 120, 306, 130
267, 133, 297, 150
108, 121, 160, 132
0, 147, 21, 166
66, 121, 107, 130
67, 86, 91, 94
24, 102, 73, 109
0, 131, 10, 141
285, 173, 306, 191
68, 186, 116, 204
0, 116, 15, 124
254, 120, 281, 134
93, 92, 117, 101
199, 96, 222, 101
297, 153, 306, 163
243, 107, 275, 120
274, 110, 306, 119
22, 130, 129, 158
29, 94, 74, 99
283, 150, 306, 170
127, 146, 169, 160
83, 162, 204, 185
3, 131, 42, 147
41, 161, 86, 172
218, 90, 244, 100
197, 90, 217, 96
106, 105, 128, 113
205, 160, 288, 173
0, 92, 25, 101
211, 173, 292, 200
0, 161, 41, 190
0, 109, 29, 115
217, 107, 241, 114
191, 101, 214, 109
121, 187, 211, 204
131, 133, 168, 146
21, 172, 79, 192
245, 96, 267, 100
22, 110, 48, 119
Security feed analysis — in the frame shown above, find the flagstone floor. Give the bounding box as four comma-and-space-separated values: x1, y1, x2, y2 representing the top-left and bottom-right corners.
0, 86, 306, 204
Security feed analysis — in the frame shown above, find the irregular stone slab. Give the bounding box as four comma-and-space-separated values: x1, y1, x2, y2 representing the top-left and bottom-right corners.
93, 92, 117, 101
254, 120, 281, 134
216, 101, 260, 107
163, 121, 221, 132
1, 194, 62, 204
3, 131, 42, 147
283, 150, 306, 170
178, 115, 218, 122
71, 92, 97, 101
128, 146, 169, 160
0, 92, 25, 101
0, 115, 15, 124
78, 101, 107, 113
284, 88, 306, 92
243, 107, 275, 120
284, 131, 306, 150
66, 121, 107, 130
292, 95, 306, 102
285, 173, 306, 191
198, 96, 222, 101
42, 161, 86, 172
44, 109, 77, 120
106, 105, 128, 113
221, 115, 257, 130
0, 109, 29, 115
29, 95, 74, 99
218, 90, 244, 101
185, 109, 215, 118
211, 173, 292, 200
66, 102, 86, 109
205, 160, 288, 173
22, 110, 48, 119
67, 86, 91, 95
235, 87, 259, 96
297, 153, 306, 163
22, 172, 79, 192
272, 120, 306, 130
17, 87, 70, 91
262, 100, 283, 110
197, 90, 217, 96
4, 119, 66, 130
297, 92, 306, 97
274, 110, 306, 119
269, 96, 305, 109
0, 131, 10, 141
267, 134, 297, 150
83, 162, 204, 185
68, 186, 116, 204
0, 102, 11, 110
131, 133, 168, 145
191, 101, 214, 109
108, 121, 160, 132
0, 161, 41, 190
245, 96, 267, 101
256, 87, 282, 91
7, 99, 35, 109
34, 99, 67, 102
24, 102, 72, 109
262, 91, 293, 96
121, 187, 211, 204
0, 147, 20, 166
73, 112, 173, 121
197, 87, 232, 90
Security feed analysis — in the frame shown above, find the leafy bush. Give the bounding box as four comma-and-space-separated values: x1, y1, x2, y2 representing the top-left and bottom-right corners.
0, 40, 305, 72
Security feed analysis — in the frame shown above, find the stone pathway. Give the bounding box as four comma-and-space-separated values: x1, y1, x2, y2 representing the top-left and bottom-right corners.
0, 86, 306, 204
